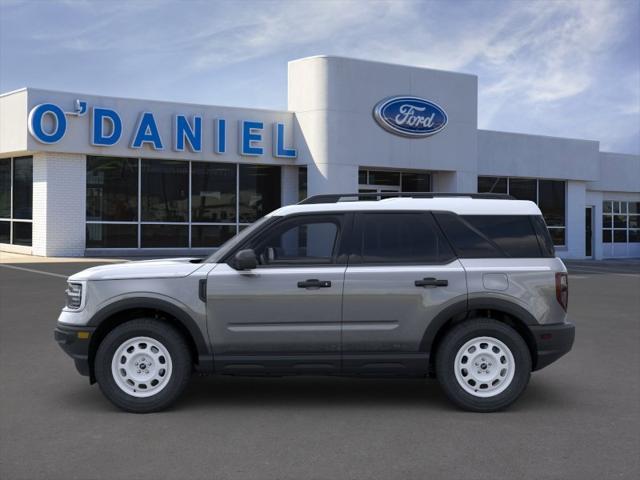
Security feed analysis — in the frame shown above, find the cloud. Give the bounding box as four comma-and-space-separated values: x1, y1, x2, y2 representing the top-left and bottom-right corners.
0, 0, 638, 153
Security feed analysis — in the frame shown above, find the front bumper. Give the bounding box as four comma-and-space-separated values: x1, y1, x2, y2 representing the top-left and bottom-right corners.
530, 321, 575, 371
54, 324, 96, 377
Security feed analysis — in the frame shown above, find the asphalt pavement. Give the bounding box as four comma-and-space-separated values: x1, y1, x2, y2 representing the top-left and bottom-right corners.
0, 259, 639, 480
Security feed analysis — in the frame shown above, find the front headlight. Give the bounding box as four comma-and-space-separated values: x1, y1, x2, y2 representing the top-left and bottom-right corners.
65, 282, 83, 309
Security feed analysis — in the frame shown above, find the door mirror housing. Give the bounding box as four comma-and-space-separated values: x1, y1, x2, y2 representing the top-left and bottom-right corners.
232, 249, 258, 270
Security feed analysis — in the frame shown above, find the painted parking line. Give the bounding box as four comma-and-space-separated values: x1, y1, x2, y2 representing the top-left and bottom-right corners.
0, 263, 68, 279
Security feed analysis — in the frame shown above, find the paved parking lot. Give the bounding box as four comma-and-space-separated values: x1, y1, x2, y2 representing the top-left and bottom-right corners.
1, 259, 639, 480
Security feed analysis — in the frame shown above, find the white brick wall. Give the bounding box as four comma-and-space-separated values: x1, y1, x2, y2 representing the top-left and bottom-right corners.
32, 152, 86, 256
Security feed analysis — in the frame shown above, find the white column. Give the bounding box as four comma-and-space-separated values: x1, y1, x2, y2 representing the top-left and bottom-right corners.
432, 171, 477, 193
32, 152, 86, 257
307, 163, 358, 196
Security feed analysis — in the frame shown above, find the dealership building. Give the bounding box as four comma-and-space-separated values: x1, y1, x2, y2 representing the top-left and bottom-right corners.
1, 56, 639, 259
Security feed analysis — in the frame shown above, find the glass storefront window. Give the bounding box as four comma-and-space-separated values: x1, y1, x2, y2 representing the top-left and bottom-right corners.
12, 157, 32, 220
478, 176, 566, 246
191, 162, 236, 223
191, 225, 236, 248
367, 170, 400, 186
141, 224, 189, 248
538, 180, 566, 227
141, 160, 189, 222
86, 224, 138, 249
0, 156, 32, 246
603, 200, 640, 245
85, 157, 282, 249
239, 165, 281, 223
508, 178, 537, 203
87, 157, 138, 222
0, 159, 10, 218
12, 222, 32, 246
298, 166, 308, 201
0, 220, 9, 243
477, 176, 507, 194
401, 172, 431, 192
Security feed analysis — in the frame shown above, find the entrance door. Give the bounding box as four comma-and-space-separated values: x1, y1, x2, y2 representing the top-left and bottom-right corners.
585, 206, 593, 258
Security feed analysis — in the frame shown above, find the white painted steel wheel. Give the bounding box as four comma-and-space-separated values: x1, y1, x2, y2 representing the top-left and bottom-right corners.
110, 336, 173, 398
453, 336, 515, 398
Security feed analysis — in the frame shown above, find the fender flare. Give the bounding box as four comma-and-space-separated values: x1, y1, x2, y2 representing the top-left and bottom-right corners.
420, 297, 539, 353
88, 297, 213, 370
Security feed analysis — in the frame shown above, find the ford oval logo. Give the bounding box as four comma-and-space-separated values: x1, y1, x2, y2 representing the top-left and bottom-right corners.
373, 96, 447, 138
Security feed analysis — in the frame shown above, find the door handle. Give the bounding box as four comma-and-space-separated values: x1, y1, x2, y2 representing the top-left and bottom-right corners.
415, 277, 448, 287
297, 279, 332, 289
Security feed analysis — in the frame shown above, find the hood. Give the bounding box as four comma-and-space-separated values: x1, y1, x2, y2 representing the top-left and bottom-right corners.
68, 258, 205, 281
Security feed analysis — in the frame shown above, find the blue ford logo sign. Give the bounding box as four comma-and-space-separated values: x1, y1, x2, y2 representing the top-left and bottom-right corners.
373, 96, 447, 138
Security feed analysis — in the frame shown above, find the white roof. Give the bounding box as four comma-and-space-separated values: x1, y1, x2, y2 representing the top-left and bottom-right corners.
270, 197, 542, 217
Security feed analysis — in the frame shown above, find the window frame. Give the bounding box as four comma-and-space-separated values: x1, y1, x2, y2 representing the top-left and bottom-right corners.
222, 212, 352, 268
0, 156, 33, 247
602, 200, 640, 245
85, 156, 282, 250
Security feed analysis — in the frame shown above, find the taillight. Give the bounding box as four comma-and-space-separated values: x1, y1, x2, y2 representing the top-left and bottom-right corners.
555, 272, 568, 311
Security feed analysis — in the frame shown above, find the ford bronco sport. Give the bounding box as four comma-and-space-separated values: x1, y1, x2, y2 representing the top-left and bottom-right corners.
55, 193, 575, 413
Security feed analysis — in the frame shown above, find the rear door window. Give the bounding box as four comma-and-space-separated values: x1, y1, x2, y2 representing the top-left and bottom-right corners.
354, 212, 455, 264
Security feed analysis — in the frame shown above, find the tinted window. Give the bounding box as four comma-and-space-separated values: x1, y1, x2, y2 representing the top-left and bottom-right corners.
478, 176, 507, 194
250, 216, 341, 265
402, 172, 431, 192
538, 180, 565, 227
462, 215, 542, 257
86, 223, 138, 248
191, 225, 236, 248
191, 162, 236, 222
298, 167, 307, 201
434, 212, 503, 258
141, 160, 188, 222
357, 213, 454, 264
508, 178, 536, 202
530, 215, 556, 257
436, 213, 546, 258
87, 156, 138, 221
0, 220, 9, 243
12, 222, 32, 246
0, 159, 10, 218
141, 224, 188, 248
12, 156, 32, 219
239, 165, 281, 223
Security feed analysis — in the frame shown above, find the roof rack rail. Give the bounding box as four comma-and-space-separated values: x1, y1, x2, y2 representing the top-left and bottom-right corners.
298, 192, 515, 204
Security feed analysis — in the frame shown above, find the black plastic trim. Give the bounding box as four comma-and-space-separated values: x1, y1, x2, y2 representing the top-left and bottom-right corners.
54, 325, 96, 377
87, 297, 213, 372
530, 321, 575, 371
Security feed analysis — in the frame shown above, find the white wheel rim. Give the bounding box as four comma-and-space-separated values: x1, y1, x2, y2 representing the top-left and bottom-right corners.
111, 336, 173, 398
454, 336, 515, 398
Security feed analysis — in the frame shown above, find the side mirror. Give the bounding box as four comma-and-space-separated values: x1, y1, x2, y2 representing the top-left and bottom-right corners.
232, 249, 258, 270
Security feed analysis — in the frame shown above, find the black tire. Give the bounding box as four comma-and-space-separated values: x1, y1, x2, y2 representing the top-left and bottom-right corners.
435, 318, 531, 412
94, 319, 192, 413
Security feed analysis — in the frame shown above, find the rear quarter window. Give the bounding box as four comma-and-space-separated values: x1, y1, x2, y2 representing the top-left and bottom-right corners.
434, 213, 550, 258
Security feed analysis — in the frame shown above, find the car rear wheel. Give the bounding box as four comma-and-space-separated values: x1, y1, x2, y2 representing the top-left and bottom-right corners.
95, 319, 191, 413
435, 318, 531, 412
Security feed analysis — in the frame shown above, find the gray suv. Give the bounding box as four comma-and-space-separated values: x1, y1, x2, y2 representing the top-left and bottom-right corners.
55, 193, 575, 413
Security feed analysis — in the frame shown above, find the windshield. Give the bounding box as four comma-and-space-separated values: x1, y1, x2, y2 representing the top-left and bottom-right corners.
205, 216, 273, 263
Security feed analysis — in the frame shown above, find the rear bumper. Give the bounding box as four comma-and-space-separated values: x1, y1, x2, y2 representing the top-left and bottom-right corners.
530, 321, 575, 371
54, 324, 96, 377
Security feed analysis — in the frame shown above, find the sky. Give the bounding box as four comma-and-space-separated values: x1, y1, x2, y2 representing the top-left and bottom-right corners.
1, 0, 639, 154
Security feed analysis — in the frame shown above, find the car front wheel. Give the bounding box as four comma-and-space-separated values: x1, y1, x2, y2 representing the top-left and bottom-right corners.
94, 319, 192, 413
436, 318, 531, 412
